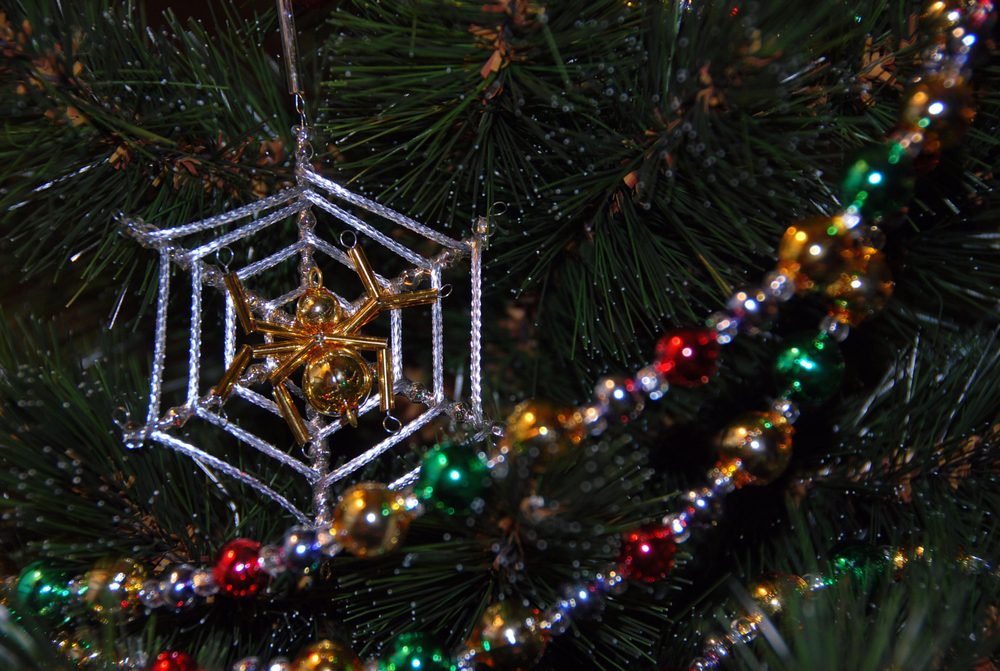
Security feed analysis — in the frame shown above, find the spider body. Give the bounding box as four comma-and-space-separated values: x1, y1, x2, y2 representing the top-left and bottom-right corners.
212, 243, 437, 444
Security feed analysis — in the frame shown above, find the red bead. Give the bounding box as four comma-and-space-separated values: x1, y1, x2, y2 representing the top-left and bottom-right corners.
150, 651, 200, 671
213, 538, 267, 598
655, 329, 719, 387
618, 525, 676, 583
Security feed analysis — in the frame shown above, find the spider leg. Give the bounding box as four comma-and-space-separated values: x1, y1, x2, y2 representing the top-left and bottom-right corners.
320, 334, 387, 350
348, 245, 382, 301
212, 344, 253, 400
273, 383, 310, 446
379, 288, 438, 310
253, 340, 310, 357
377, 348, 394, 413
268, 342, 320, 385
224, 272, 256, 334
337, 296, 380, 334
255, 320, 308, 338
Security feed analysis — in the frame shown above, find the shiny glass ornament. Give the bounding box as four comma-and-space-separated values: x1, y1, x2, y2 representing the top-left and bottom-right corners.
283, 527, 323, 573
416, 442, 491, 515
716, 411, 794, 487
467, 601, 549, 670
617, 525, 677, 583
213, 539, 267, 598
900, 74, 975, 152
378, 632, 451, 671
303, 349, 374, 417
82, 558, 146, 617
840, 142, 914, 219
291, 640, 362, 671
160, 564, 197, 610
231, 658, 262, 671
151, 651, 200, 671
773, 333, 845, 403
331, 483, 411, 557
593, 375, 645, 423
655, 328, 719, 387
296, 286, 343, 329
259, 544, 287, 576
776, 215, 852, 292
15, 564, 70, 617
191, 568, 218, 597
824, 246, 893, 325
497, 400, 585, 462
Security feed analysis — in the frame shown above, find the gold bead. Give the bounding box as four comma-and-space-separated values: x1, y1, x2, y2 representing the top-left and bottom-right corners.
296, 286, 344, 330
467, 601, 549, 670
717, 411, 793, 487
303, 349, 373, 417
83, 558, 146, 619
825, 246, 893, 326
776, 215, 852, 292
497, 400, 585, 463
291, 640, 362, 671
748, 573, 808, 617
331, 483, 411, 557
900, 74, 975, 153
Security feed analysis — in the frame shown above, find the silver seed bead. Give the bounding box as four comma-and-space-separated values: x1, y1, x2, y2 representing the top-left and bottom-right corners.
762, 270, 796, 302
258, 544, 287, 577
138, 580, 164, 609
159, 564, 197, 610
231, 658, 262, 671
593, 375, 645, 423
819, 314, 850, 342
801, 572, 828, 593
635, 364, 669, 401
315, 525, 343, 557
265, 659, 292, 671
191, 568, 218, 597
689, 656, 721, 671
706, 312, 739, 345
703, 634, 731, 660
769, 397, 801, 425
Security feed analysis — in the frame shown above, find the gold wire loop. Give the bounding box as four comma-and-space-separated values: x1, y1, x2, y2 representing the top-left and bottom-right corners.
215, 246, 235, 271
307, 266, 324, 288
383, 414, 402, 434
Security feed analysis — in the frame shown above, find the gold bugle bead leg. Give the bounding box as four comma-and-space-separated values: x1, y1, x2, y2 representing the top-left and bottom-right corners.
252, 341, 307, 357
377, 349, 394, 412
273, 384, 310, 446
224, 272, 256, 334
268, 342, 319, 384
254, 320, 307, 338
380, 289, 438, 310
337, 297, 380, 333
212, 344, 253, 399
321, 333, 387, 350
348, 245, 383, 300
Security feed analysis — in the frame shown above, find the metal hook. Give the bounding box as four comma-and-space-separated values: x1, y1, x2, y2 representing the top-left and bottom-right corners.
383, 414, 402, 434
307, 266, 324, 288
439, 284, 453, 298
339, 230, 358, 250
215, 246, 235, 272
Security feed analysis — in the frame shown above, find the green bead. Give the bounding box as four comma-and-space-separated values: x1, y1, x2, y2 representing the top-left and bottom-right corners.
416, 442, 490, 515
840, 142, 914, 219
773, 333, 845, 403
379, 632, 453, 671
15, 564, 71, 617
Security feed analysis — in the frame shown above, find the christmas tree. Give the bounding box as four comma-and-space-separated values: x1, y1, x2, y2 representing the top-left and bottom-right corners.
2, 0, 999, 670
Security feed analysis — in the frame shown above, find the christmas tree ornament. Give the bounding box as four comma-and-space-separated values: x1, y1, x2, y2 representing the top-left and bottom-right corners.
747, 573, 809, 616
825, 246, 894, 325
330, 483, 411, 557
120, 0, 489, 528
213, 539, 267, 598
231, 659, 263, 671
900, 74, 976, 152
840, 142, 915, 219
467, 602, 549, 670
282, 526, 323, 573
415, 442, 491, 515
151, 651, 201, 671
716, 411, 794, 487
773, 333, 845, 403
655, 328, 719, 387
496, 400, 585, 462
617, 525, 677, 583
593, 376, 646, 424
291, 640, 362, 671
15, 564, 70, 617
378, 632, 451, 671
776, 215, 853, 292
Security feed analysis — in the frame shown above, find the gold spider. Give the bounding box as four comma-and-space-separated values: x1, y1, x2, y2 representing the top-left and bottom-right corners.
211, 244, 437, 445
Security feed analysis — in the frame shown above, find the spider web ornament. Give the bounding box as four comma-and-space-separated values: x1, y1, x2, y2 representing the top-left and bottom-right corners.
120, 123, 487, 526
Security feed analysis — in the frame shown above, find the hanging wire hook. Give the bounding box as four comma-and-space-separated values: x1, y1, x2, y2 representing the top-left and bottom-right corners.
339, 230, 358, 250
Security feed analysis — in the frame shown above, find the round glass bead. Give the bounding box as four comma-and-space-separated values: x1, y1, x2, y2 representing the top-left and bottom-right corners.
283, 527, 323, 574
331, 483, 411, 557
716, 412, 794, 487
776, 215, 852, 292
214, 539, 267, 598
635, 364, 669, 401
378, 632, 451, 671
159, 565, 197, 611
705, 312, 739, 344
655, 328, 719, 387
773, 333, 845, 403
900, 74, 975, 152
824, 246, 894, 325
416, 441, 491, 515
840, 142, 915, 219
618, 525, 677, 583
258, 544, 286, 577
593, 375, 645, 423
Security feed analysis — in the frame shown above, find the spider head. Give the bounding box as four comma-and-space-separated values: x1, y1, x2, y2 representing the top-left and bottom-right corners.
295, 286, 343, 330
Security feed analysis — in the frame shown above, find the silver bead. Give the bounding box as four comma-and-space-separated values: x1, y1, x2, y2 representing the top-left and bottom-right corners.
703, 633, 731, 660
315, 525, 343, 557
231, 658, 262, 671
819, 314, 850, 342
769, 397, 801, 425
538, 610, 571, 636
593, 375, 645, 423
706, 312, 739, 345
159, 564, 197, 610
577, 403, 608, 436
635, 364, 669, 401
282, 526, 322, 574
800, 572, 828, 593
762, 270, 795, 302
689, 656, 721, 671
191, 568, 218, 597
258, 544, 286, 577
729, 616, 760, 645
662, 512, 691, 543
138, 579, 164, 609
265, 659, 292, 671
726, 287, 774, 322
